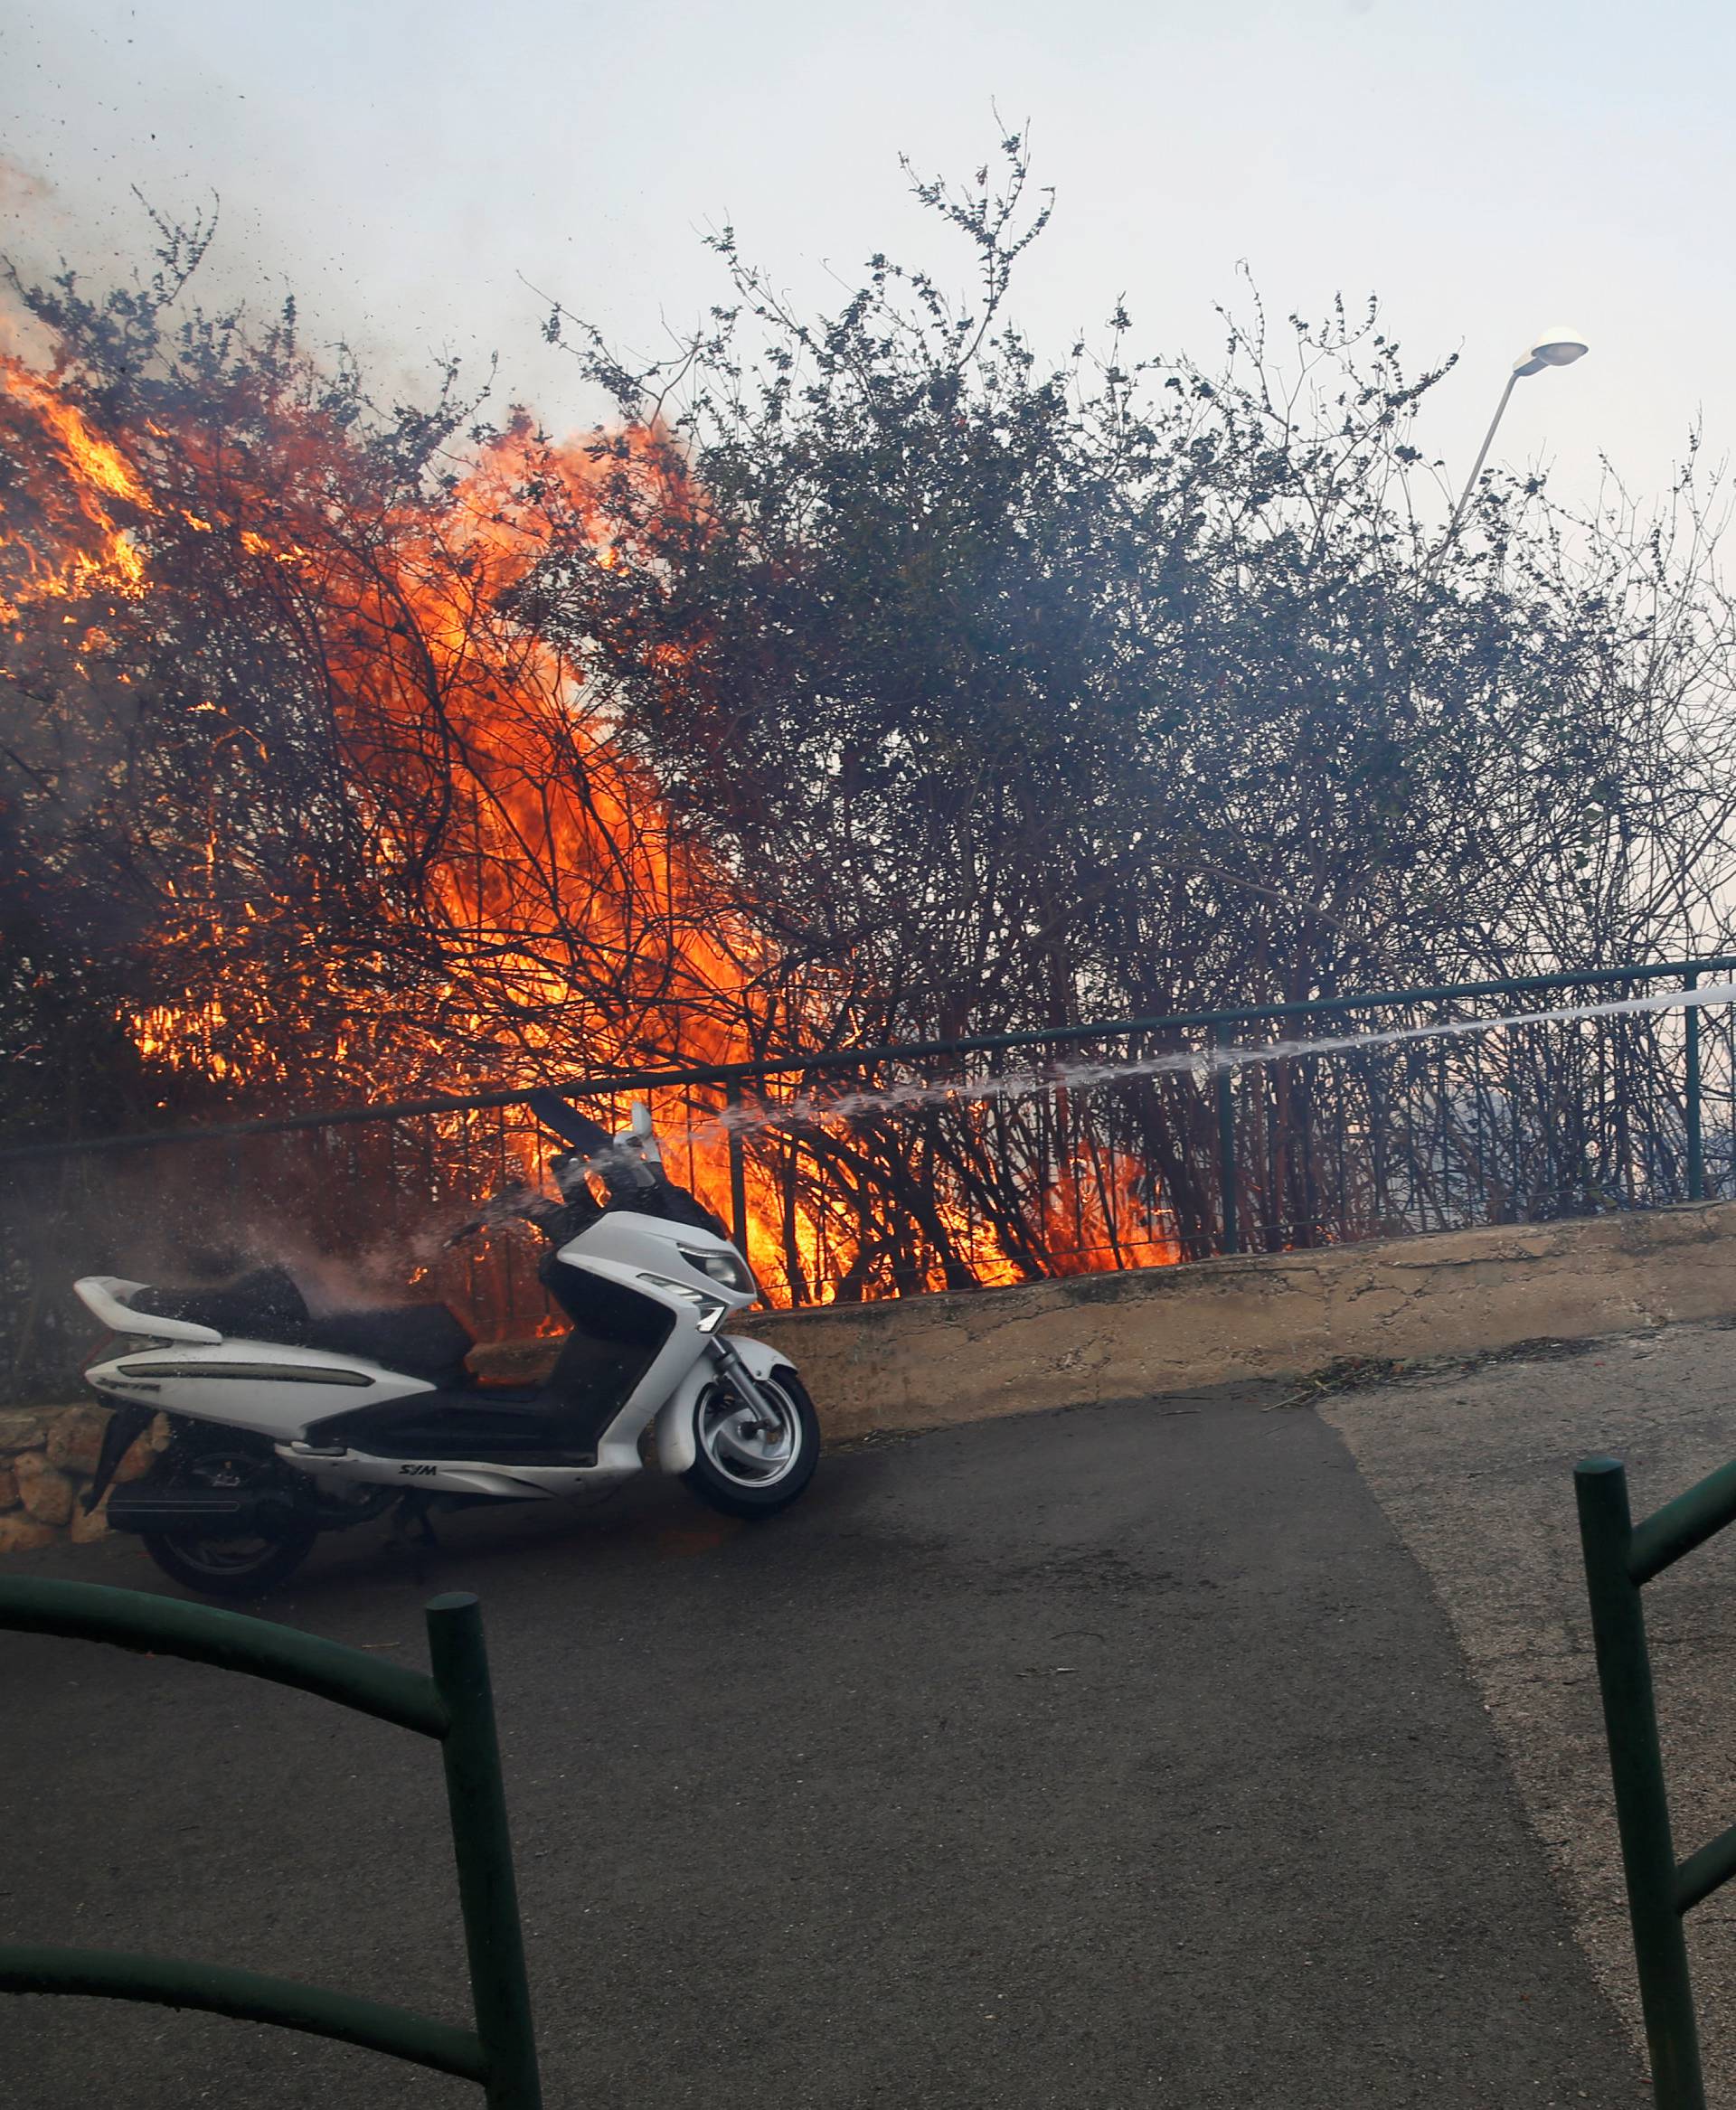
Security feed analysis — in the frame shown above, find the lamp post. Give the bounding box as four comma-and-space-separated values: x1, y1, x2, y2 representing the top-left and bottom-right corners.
1444, 329, 1590, 544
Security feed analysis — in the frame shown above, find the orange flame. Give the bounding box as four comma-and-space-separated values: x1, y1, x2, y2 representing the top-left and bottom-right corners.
2, 345, 1177, 1314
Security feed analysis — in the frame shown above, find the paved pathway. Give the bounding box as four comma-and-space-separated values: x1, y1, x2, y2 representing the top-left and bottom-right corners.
1321, 1318, 1736, 2110
1, 1377, 1656, 2107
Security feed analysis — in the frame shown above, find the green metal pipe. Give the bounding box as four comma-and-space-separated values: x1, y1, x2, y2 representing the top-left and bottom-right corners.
9, 953, 1736, 1164
0, 1945, 487, 2082
1684, 973, 1704, 1201
0, 1577, 448, 1738
1674, 1821, 1736, 1917
1575, 1457, 1706, 2109
1215, 1061, 1238, 1256
1624, 1455, 1736, 1587
725, 1077, 750, 1265
426, 1593, 542, 2110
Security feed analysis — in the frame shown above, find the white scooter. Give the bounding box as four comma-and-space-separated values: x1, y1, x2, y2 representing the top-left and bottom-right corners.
73, 1093, 820, 1596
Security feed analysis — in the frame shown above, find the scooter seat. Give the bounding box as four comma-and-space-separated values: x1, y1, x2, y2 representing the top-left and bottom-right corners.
130, 1265, 309, 1334
129, 1269, 474, 1387
296, 1305, 476, 1386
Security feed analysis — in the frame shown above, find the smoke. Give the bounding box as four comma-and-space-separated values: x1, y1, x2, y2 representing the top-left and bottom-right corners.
0, 156, 57, 368
0, 153, 52, 213
277, 1239, 431, 1316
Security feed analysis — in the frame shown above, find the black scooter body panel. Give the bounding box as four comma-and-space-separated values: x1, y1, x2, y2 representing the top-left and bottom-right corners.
82, 1398, 156, 1512
131, 1268, 476, 1388
304, 1264, 675, 1465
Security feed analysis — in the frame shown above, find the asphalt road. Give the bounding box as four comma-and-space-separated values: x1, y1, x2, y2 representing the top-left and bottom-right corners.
1319, 1320, 1736, 2109
1, 1382, 1648, 2109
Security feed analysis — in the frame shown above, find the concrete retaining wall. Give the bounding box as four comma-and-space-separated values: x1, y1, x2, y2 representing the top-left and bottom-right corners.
11, 1201, 1736, 1559
477, 1198, 1736, 1440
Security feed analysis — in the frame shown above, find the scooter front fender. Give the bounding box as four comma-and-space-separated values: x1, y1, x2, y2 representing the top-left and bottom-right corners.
653, 1334, 788, 1475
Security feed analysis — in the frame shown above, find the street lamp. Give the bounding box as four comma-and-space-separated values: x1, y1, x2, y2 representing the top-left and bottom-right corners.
1444, 328, 1590, 543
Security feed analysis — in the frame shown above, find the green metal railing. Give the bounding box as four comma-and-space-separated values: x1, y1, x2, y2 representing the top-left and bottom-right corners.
0, 1577, 541, 2107
1574, 1454, 1736, 2108
5, 951, 1736, 1399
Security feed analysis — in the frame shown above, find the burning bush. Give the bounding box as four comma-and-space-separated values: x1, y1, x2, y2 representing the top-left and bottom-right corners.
0, 202, 1163, 1314
1, 208, 770, 1136
6, 142, 1736, 1349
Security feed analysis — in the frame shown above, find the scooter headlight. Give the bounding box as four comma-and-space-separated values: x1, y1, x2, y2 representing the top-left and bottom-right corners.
676, 1244, 756, 1295
637, 1272, 731, 1332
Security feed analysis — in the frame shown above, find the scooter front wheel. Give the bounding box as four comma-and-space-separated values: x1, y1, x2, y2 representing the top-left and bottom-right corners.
684, 1368, 820, 1518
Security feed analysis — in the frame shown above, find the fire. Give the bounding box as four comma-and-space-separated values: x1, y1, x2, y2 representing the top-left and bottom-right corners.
7, 362, 152, 509
2, 325, 1177, 1314
2, 343, 820, 1293
1040, 1163, 1175, 1275
0, 357, 153, 613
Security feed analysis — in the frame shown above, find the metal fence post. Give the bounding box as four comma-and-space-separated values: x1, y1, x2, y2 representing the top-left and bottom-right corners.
1574, 1458, 1706, 2110
1214, 1050, 1239, 1257
1, 1578, 529, 2096
1684, 973, 1704, 1201
425, 1593, 542, 2110
724, 1078, 750, 1269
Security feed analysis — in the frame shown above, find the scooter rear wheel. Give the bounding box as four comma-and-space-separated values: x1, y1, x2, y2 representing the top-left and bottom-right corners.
139, 1432, 318, 1598
684, 1368, 820, 1518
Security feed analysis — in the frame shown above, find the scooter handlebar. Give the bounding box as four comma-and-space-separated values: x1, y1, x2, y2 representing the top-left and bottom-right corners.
524, 1088, 613, 1156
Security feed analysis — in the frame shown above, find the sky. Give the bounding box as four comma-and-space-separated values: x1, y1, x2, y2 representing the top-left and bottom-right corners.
1, 0, 1731, 528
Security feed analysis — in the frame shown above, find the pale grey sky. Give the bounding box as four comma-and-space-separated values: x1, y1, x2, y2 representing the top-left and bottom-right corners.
2, 0, 1731, 524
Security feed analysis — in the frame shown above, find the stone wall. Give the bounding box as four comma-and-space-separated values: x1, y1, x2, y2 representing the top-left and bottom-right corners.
0, 1405, 166, 1555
